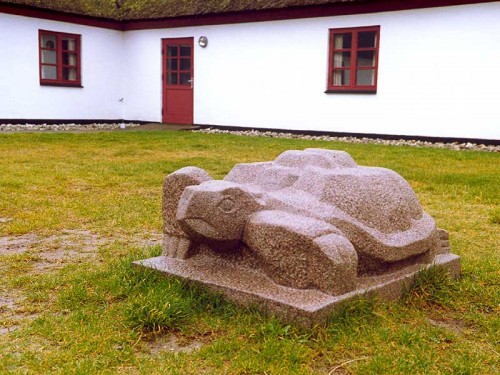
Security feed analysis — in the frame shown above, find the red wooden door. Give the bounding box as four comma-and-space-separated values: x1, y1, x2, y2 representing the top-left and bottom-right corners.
162, 38, 194, 124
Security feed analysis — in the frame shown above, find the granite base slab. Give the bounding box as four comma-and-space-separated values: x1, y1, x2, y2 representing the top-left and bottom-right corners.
133, 253, 460, 326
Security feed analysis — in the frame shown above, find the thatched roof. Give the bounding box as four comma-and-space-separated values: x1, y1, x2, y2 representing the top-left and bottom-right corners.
2, 0, 118, 19
0, 0, 361, 20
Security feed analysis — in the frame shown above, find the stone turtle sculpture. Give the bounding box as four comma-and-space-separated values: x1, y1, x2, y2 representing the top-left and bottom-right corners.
159, 148, 452, 297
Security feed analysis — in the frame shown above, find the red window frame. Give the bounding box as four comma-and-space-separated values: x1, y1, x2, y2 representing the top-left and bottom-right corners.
327, 26, 380, 93
39, 30, 82, 87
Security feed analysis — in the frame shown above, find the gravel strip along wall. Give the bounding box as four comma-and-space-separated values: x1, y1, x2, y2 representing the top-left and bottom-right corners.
0, 123, 141, 132
1, 123, 497, 152
195, 128, 499, 153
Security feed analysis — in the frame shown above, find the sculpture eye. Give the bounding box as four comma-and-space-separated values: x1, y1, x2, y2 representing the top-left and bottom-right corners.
218, 197, 236, 213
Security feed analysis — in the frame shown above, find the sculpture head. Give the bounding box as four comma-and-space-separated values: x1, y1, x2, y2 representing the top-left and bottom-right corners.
176, 180, 263, 249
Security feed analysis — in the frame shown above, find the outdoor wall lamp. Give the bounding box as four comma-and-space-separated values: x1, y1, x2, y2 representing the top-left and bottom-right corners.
198, 36, 208, 48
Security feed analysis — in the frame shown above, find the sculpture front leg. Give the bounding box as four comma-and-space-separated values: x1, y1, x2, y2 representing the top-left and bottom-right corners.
244, 210, 358, 295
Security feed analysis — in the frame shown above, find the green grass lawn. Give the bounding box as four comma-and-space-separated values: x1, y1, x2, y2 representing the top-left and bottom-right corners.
0, 130, 498, 374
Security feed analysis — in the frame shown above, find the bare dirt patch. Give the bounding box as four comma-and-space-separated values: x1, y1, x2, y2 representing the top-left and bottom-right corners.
120, 232, 163, 248
0, 291, 39, 336
0, 230, 162, 272
0, 325, 19, 335
146, 333, 204, 355
0, 296, 17, 312
30, 230, 106, 272
0, 230, 104, 271
427, 318, 468, 335
0, 233, 38, 256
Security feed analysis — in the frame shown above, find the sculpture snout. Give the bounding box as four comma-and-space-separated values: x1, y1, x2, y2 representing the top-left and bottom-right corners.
176, 187, 223, 241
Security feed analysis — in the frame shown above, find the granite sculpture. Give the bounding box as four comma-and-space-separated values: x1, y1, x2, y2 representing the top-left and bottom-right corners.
135, 148, 460, 325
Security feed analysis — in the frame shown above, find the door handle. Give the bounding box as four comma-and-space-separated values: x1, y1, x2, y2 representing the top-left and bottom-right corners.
188, 78, 193, 88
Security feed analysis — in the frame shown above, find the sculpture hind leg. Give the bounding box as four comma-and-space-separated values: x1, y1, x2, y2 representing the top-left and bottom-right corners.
244, 210, 358, 295
162, 167, 213, 259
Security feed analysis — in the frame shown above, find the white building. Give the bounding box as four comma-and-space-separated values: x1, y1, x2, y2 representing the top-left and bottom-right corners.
0, 0, 499, 141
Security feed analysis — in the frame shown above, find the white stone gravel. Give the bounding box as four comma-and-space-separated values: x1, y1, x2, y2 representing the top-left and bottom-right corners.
0, 122, 141, 132
1, 123, 497, 152
194, 128, 499, 153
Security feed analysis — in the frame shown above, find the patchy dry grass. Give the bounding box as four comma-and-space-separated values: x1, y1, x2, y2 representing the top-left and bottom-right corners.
0, 130, 498, 374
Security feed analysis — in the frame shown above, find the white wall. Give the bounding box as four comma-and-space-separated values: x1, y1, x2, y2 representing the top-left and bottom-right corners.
123, 2, 500, 139
121, 30, 161, 122
0, 13, 124, 120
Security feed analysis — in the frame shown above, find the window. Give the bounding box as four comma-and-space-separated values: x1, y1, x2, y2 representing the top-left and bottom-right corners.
166, 43, 193, 85
327, 26, 380, 93
39, 30, 81, 86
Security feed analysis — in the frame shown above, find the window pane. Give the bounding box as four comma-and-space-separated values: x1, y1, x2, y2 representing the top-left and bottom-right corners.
357, 51, 375, 67
167, 72, 178, 84
180, 58, 191, 71
333, 52, 350, 68
167, 58, 178, 71
42, 50, 56, 64
167, 46, 178, 57
41, 34, 56, 49
333, 70, 350, 86
63, 52, 77, 66
62, 38, 77, 51
334, 33, 352, 49
180, 73, 191, 85
358, 31, 377, 48
41, 65, 57, 80
356, 69, 375, 85
180, 45, 191, 57
63, 67, 77, 81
